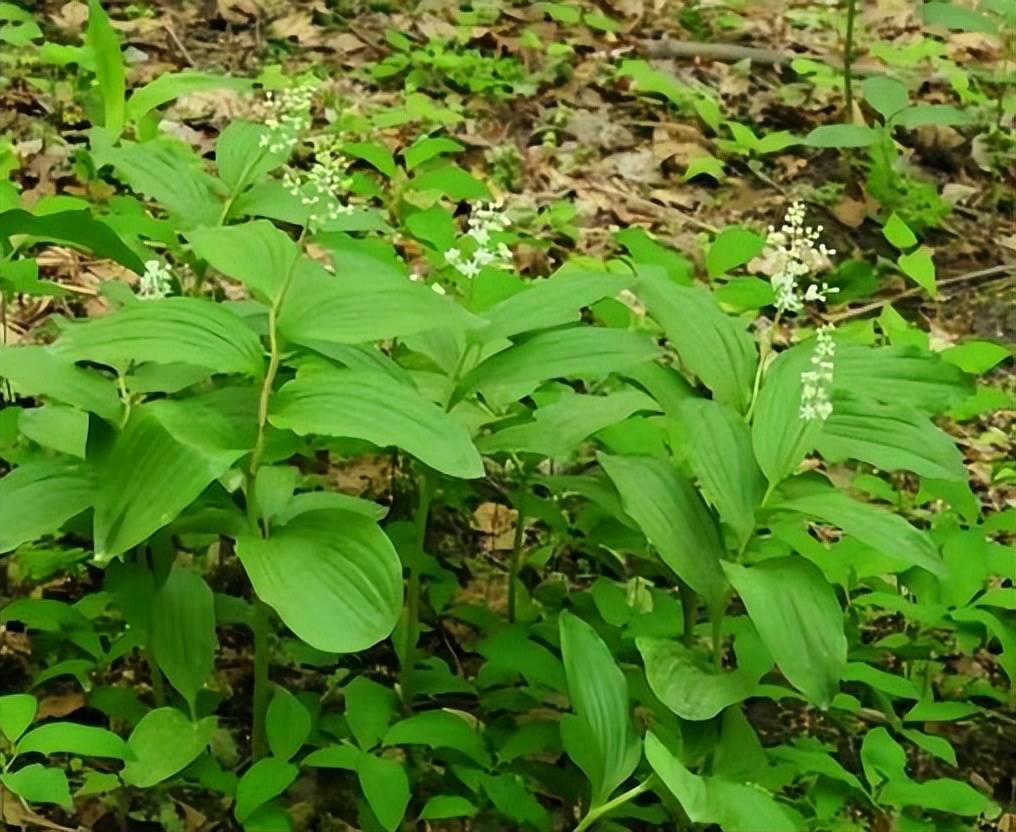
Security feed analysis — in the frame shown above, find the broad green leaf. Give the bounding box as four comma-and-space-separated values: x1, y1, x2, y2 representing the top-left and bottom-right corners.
769, 745, 865, 791
122, 708, 216, 787
882, 213, 918, 250
151, 566, 217, 714
234, 758, 298, 823
278, 261, 476, 346
897, 248, 937, 295
941, 340, 1011, 374
409, 163, 490, 200
188, 221, 298, 304
419, 795, 478, 820
725, 557, 846, 707
706, 226, 766, 277
805, 124, 878, 147
16, 722, 132, 760
834, 343, 973, 414
127, 71, 254, 124
818, 395, 967, 480
267, 686, 312, 761
94, 391, 255, 557
894, 104, 972, 129
302, 743, 360, 769
236, 509, 403, 653
87, 0, 125, 135
923, 2, 999, 32
0, 694, 38, 742
775, 490, 945, 575
344, 676, 396, 751
679, 398, 765, 547
402, 136, 464, 170
559, 611, 640, 808
615, 227, 694, 284
102, 140, 223, 228
358, 754, 410, 832
1, 764, 72, 809
0, 209, 145, 272
478, 390, 659, 458
477, 269, 632, 342
215, 120, 291, 193
881, 777, 999, 817
383, 710, 491, 767
646, 732, 797, 832
637, 638, 761, 720
18, 404, 89, 458
270, 365, 483, 479
459, 327, 660, 399
637, 268, 756, 411
599, 454, 727, 605
253, 465, 299, 526
479, 771, 553, 831
1, 348, 121, 421
53, 297, 265, 377
0, 461, 94, 554
862, 75, 910, 119
344, 140, 397, 177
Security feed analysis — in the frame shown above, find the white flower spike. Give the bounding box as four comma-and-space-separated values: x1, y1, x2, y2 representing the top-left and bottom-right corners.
445, 200, 514, 280
799, 325, 836, 421
764, 201, 838, 315
138, 260, 173, 299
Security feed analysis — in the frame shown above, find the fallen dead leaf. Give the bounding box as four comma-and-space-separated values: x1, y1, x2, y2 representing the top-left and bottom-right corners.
471, 502, 518, 550
37, 691, 86, 720
831, 197, 867, 228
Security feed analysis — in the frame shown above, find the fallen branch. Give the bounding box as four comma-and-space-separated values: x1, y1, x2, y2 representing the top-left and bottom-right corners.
826, 263, 1015, 322
639, 37, 883, 74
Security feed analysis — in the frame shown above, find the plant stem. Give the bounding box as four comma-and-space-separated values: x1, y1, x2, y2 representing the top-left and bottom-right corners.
250, 599, 271, 760
402, 469, 434, 708
574, 776, 658, 832
710, 601, 726, 670
245, 229, 305, 758
677, 579, 696, 645
843, 0, 858, 122
507, 480, 528, 623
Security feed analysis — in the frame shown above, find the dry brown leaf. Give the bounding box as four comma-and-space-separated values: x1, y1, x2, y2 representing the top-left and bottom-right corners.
51, 1, 88, 30
471, 502, 518, 550
831, 197, 867, 228
37, 691, 86, 720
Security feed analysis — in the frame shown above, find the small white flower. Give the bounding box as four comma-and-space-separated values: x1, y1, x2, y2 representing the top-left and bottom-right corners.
138, 260, 172, 299
799, 325, 836, 421
763, 201, 836, 315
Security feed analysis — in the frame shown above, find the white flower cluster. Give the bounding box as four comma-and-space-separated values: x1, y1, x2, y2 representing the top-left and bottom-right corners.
258, 81, 315, 154
765, 201, 838, 314
445, 201, 513, 279
799, 325, 836, 422
282, 142, 356, 229
138, 260, 172, 299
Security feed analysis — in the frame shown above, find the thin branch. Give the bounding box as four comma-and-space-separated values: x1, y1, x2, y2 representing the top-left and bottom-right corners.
826, 263, 1015, 323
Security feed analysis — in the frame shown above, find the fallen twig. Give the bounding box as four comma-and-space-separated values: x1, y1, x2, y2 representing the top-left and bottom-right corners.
639, 37, 884, 74
826, 263, 1015, 322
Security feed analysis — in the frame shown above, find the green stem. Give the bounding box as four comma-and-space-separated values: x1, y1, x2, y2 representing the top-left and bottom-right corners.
402, 469, 434, 708
145, 650, 166, 708
507, 480, 528, 624
245, 229, 306, 757
710, 599, 727, 670
251, 599, 271, 760
574, 776, 658, 832
677, 579, 696, 645
843, 0, 858, 122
